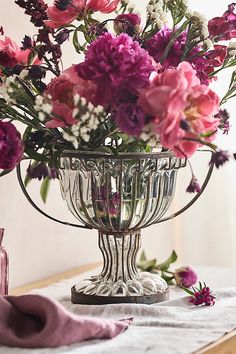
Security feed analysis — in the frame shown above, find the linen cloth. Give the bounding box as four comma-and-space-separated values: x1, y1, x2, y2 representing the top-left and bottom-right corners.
0, 295, 129, 348
1, 266, 236, 354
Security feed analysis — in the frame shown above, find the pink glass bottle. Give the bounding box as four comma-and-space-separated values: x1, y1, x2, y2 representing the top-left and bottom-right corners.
0, 228, 8, 295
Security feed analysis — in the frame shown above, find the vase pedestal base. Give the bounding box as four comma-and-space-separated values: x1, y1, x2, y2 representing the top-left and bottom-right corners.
71, 286, 169, 305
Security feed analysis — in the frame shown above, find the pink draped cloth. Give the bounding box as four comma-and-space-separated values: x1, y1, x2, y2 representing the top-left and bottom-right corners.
0, 295, 130, 348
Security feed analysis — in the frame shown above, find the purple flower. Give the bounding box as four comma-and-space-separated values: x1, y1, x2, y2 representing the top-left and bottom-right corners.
76, 33, 154, 106
174, 266, 198, 288
27, 163, 58, 180
189, 283, 215, 306
114, 103, 145, 136
0, 121, 24, 170
216, 109, 230, 135
186, 177, 201, 194
114, 13, 141, 36
210, 150, 230, 168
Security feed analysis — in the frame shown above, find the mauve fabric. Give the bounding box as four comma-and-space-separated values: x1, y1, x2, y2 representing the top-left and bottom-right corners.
0, 295, 130, 348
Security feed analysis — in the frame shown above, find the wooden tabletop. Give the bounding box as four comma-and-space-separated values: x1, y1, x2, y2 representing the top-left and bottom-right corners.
10, 263, 236, 354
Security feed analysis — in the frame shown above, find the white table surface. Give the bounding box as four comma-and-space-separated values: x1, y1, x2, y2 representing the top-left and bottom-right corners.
1, 266, 236, 354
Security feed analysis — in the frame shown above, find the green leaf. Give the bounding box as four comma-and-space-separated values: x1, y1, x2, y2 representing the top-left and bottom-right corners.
137, 258, 157, 272
140, 250, 147, 262
156, 250, 178, 271
0, 169, 12, 177
40, 177, 51, 204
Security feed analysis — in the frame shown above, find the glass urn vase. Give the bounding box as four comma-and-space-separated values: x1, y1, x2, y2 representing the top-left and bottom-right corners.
59, 151, 186, 304
0, 228, 8, 295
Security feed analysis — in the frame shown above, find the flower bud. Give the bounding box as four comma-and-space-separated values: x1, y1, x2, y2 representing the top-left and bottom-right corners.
174, 266, 197, 288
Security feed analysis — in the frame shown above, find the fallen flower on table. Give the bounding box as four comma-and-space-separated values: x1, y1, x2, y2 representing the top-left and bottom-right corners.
137, 250, 197, 288
183, 282, 216, 306
174, 266, 198, 288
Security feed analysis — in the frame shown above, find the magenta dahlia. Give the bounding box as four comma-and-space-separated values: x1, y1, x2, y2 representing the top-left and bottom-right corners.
76, 33, 154, 106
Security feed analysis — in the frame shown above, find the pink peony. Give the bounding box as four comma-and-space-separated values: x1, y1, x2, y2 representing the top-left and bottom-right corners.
0, 121, 24, 170
174, 266, 197, 288
0, 36, 39, 69
45, 0, 120, 29
138, 62, 220, 157
45, 65, 97, 128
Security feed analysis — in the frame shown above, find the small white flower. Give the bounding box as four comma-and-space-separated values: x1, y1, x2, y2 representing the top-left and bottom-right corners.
87, 102, 94, 112
204, 38, 214, 50
74, 93, 80, 105
19, 69, 29, 80
43, 103, 52, 114
73, 108, 79, 118
93, 105, 104, 114
156, 19, 164, 28
80, 97, 87, 106
38, 112, 46, 121
229, 41, 236, 49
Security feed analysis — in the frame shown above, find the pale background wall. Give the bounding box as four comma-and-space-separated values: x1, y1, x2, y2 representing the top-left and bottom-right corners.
1, 0, 236, 289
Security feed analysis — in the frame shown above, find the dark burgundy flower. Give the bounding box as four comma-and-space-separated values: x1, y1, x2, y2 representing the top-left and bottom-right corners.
114, 13, 141, 36
215, 109, 230, 135
55, 0, 73, 11
0, 121, 24, 170
114, 103, 146, 136
208, 3, 236, 40
76, 33, 154, 106
27, 163, 58, 180
55, 29, 71, 44
29, 65, 46, 79
21, 35, 33, 50
186, 177, 201, 193
210, 150, 230, 168
15, 0, 48, 27
175, 266, 198, 288
189, 283, 215, 306
27, 162, 48, 180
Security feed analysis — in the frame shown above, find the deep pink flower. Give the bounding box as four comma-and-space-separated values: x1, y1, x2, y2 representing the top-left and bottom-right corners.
175, 266, 197, 288
186, 177, 201, 194
208, 3, 236, 40
45, 0, 84, 29
189, 284, 215, 306
0, 36, 37, 68
46, 101, 76, 128
146, 27, 187, 69
45, 0, 120, 29
0, 121, 24, 170
76, 33, 154, 106
87, 0, 120, 13
114, 13, 141, 35
114, 103, 145, 136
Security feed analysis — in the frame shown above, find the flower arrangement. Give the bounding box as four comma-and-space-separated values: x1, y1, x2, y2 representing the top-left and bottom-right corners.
0, 0, 236, 196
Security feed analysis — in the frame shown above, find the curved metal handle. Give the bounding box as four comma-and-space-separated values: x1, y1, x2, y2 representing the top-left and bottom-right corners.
154, 150, 214, 225
16, 162, 92, 230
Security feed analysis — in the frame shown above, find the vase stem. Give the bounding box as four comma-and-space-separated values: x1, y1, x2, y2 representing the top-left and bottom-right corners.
98, 231, 141, 286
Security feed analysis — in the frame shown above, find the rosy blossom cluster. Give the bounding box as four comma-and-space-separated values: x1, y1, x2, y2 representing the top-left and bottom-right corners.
138, 62, 220, 157
44, 65, 97, 128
